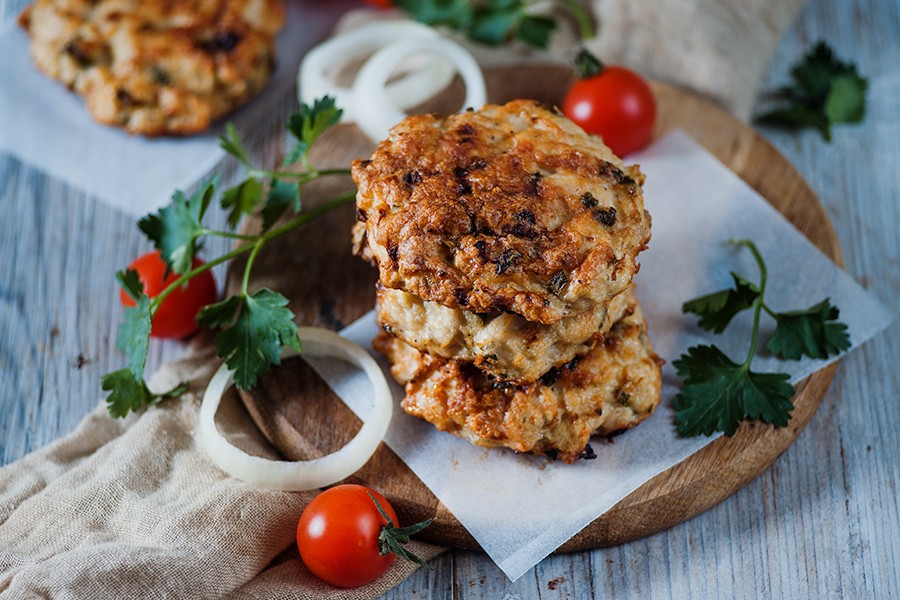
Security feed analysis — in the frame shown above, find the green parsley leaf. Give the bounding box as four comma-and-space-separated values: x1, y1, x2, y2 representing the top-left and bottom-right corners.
138, 178, 217, 275
118, 268, 144, 303
221, 177, 264, 229
261, 180, 301, 231
395, 0, 562, 49
516, 14, 556, 48
756, 41, 867, 141
212, 288, 301, 390
101, 369, 187, 418
682, 272, 760, 333
757, 105, 830, 140
196, 294, 243, 329
394, 0, 473, 29
115, 271, 152, 380
101, 369, 155, 418
673, 345, 794, 437
469, 0, 524, 46
220, 123, 252, 167
767, 298, 851, 360
286, 97, 343, 165
825, 74, 867, 124
676, 238, 849, 438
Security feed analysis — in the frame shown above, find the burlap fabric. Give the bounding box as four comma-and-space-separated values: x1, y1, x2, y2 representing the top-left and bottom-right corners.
0, 347, 444, 598
0, 1, 806, 597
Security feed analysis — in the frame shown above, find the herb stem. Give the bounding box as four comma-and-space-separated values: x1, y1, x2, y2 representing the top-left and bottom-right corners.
150, 244, 253, 312
736, 239, 769, 367
149, 190, 356, 313
242, 242, 264, 296
555, 0, 595, 40
203, 229, 258, 241
248, 167, 352, 181
261, 189, 356, 242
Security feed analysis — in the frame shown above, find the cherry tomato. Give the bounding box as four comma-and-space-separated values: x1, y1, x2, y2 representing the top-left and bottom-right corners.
297, 484, 397, 588
120, 250, 217, 339
363, 0, 393, 8
562, 65, 657, 157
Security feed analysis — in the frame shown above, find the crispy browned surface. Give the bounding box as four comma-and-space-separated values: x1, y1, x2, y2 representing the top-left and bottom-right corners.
374, 296, 662, 463
19, 0, 284, 135
353, 100, 651, 324
377, 284, 635, 383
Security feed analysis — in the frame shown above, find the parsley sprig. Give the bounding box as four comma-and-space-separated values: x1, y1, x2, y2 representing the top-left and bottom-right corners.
102, 97, 353, 418
394, 0, 594, 49
674, 239, 850, 437
756, 41, 867, 141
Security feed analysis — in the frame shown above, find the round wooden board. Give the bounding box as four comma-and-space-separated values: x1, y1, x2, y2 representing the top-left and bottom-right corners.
231, 65, 842, 552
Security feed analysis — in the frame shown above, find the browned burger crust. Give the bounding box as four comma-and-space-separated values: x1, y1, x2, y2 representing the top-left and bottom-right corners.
352, 100, 651, 325
374, 295, 662, 463
376, 283, 636, 383
18, 0, 285, 135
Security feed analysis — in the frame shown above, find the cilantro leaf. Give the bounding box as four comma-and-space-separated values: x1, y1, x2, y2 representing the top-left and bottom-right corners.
286, 97, 343, 166
260, 180, 301, 231
756, 41, 867, 141
220, 123, 252, 167
767, 298, 851, 360
138, 178, 216, 275
212, 289, 301, 389
673, 345, 795, 437
115, 270, 152, 380
102, 369, 187, 418
221, 177, 264, 229
682, 272, 760, 333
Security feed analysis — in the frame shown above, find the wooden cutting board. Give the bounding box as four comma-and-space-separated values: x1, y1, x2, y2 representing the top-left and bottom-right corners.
229, 65, 841, 552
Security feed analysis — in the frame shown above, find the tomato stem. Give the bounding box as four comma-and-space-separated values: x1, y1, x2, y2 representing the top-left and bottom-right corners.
573, 48, 604, 79
367, 491, 434, 569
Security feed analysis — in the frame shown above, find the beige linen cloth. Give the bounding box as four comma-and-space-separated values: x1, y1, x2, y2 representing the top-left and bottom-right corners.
1, 1, 805, 597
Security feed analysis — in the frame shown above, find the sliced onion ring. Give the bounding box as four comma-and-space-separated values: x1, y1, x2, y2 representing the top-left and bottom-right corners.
198, 327, 392, 491
351, 37, 487, 143
298, 21, 455, 122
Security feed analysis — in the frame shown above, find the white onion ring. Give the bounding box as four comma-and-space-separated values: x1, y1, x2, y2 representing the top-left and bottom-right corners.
298, 21, 455, 122
198, 327, 392, 491
351, 37, 487, 143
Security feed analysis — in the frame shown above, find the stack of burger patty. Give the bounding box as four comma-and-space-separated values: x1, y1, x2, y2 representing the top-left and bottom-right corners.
352, 100, 662, 463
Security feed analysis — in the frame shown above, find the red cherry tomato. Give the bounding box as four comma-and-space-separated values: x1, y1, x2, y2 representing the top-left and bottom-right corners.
562, 65, 657, 157
297, 484, 397, 588
363, 0, 393, 8
120, 250, 217, 339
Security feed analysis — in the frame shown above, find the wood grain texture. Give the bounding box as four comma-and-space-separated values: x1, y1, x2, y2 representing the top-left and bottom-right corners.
1, 0, 897, 597
232, 66, 843, 554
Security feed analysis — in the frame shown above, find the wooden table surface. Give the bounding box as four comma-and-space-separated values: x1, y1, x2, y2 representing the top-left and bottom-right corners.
1, 0, 897, 598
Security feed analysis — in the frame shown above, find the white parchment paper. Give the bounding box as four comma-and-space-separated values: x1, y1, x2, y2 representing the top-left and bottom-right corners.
0, 2, 349, 217
304, 130, 893, 581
